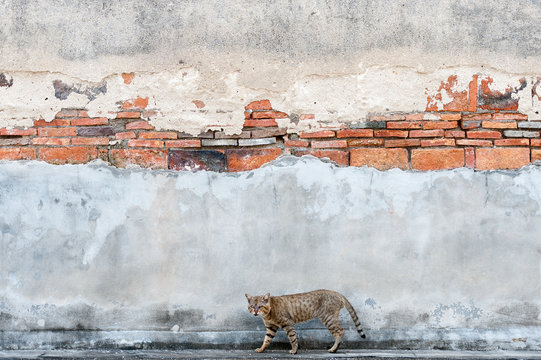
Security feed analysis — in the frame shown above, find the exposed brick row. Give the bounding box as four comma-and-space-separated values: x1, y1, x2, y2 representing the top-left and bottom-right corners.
2, 100, 541, 172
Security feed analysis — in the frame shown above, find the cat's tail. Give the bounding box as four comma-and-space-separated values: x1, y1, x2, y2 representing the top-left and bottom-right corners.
342, 296, 366, 339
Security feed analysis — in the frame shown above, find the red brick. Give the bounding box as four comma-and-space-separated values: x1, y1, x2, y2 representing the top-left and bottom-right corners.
245, 100, 272, 111
32, 137, 70, 146
426, 75, 468, 112
422, 121, 458, 129
294, 150, 349, 166
347, 138, 384, 147
441, 113, 462, 121
165, 140, 201, 148
370, 114, 406, 121
493, 113, 528, 120
252, 110, 288, 119
110, 149, 168, 169
463, 113, 492, 121
33, 118, 71, 127
405, 113, 425, 121
465, 147, 475, 168
445, 130, 466, 138
384, 139, 421, 147
387, 121, 422, 129
531, 139, 541, 147
122, 97, 149, 110
38, 147, 97, 164
126, 120, 155, 130
128, 139, 164, 148
37, 127, 76, 137
243, 119, 278, 127
481, 120, 517, 129
532, 149, 541, 162
350, 148, 408, 170
476, 148, 530, 170
300, 130, 335, 138
421, 138, 456, 147
311, 140, 347, 149
412, 149, 464, 170
139, 131, 177, 139
467, 130, 502, 139
285, 140, 309, 148
116, 111, 141, 119
409, 129, 445, 138
244, 111, 251, 120
71, 117, 108, 126
456, 139, 493, 147
336, 129, 374, 137
468, 75, 478, 112
494, 139, 529, 146
0, 128, 36, 136
0, 147, 36, 160
374, 130, 408, 138
300, 114, 315, 120
72, 137, 110, 146
227, 148, 282, 172
116, 131, 137, 139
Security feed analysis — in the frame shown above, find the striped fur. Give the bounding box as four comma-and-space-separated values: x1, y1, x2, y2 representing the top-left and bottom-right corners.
245, 289, 366, 354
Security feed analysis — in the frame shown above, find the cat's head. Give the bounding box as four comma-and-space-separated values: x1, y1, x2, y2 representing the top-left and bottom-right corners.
245, 293, 271, 317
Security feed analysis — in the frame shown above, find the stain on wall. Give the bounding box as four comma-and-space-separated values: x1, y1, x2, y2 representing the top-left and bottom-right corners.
1, 157, 541, 349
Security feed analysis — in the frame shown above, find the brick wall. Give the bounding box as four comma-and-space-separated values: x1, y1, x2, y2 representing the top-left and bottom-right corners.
1, 75, 540, 172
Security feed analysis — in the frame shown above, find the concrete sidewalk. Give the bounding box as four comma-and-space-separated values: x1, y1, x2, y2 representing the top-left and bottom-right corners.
0, 350, 540, 359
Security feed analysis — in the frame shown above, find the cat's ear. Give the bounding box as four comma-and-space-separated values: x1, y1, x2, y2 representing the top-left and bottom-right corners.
263, 293, 270, 301
245, 293, 252, 301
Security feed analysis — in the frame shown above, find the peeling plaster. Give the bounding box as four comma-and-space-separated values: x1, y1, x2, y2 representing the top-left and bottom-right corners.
4, 67, 541, 134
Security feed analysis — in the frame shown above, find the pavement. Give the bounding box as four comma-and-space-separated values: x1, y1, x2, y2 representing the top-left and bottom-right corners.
0, 350, 540, 360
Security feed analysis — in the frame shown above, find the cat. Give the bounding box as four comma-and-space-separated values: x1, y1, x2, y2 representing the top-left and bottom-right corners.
245, 289, 366, 354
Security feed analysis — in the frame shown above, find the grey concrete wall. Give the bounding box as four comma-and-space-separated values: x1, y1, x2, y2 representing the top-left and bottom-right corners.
1, 157, 541, 350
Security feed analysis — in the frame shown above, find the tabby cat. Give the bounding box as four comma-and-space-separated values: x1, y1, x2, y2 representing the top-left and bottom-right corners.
245, 289, 366, 354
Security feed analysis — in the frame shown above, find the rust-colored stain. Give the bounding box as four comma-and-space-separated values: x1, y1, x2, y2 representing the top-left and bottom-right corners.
122, 72, 135, 85
468, 74, 478, 112
478, 76, 527, 111
123, 96, 149, 110
532, 78, 541, 101
426, 75, 468, 112
192, 100, 205, 109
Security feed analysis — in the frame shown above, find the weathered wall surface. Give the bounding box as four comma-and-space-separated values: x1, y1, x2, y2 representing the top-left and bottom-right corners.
2, 0, 541, 352
1, 1, 541, 132
1, 157, 541, 350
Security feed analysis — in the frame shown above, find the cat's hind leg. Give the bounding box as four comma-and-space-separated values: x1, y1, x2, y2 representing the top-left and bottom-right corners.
321, 311, 344, 353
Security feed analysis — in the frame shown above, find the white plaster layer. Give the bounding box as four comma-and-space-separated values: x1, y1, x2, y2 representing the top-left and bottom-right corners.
3, 67, 541, 134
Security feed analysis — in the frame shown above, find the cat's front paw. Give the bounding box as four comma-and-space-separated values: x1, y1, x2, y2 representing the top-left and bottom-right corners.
255, 347, 264, 353
289, 349, 297, 354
